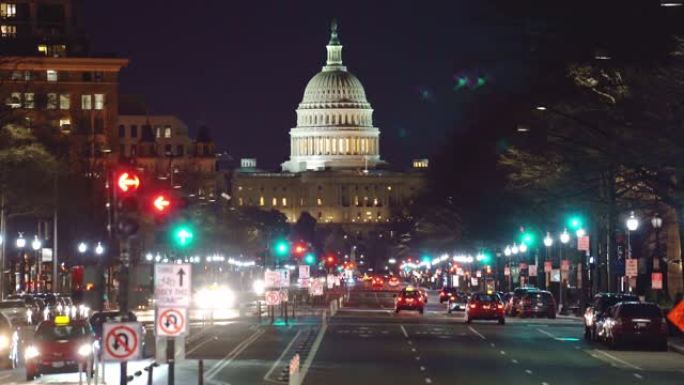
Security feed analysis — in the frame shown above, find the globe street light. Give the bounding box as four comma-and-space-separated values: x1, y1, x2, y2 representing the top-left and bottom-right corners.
559, 229, 570, 313
16, 234, 26, 249
512, 243, 519, 255
543, 232, 553, 247
94, 242, 105, 256
504, 246, 512, 257
576, 228, 586, 238
651, 213, 665, 296
31, 236, 42, 251
626, 211, 639, 232
543, 232, 553, 290
519, 243, 528, 253
77, 242, 87, 254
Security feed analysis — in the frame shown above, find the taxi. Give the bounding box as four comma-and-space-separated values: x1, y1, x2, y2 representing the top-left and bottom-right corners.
25, 316, 96, 381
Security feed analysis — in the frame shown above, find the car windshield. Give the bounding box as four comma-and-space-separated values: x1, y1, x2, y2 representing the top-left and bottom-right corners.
619, 304, 662, 318
401, 291, 420, 298
35, 324, 90, 341
600, 295, 639, 311
472, 294, 497, 303
0, 301, 25, 309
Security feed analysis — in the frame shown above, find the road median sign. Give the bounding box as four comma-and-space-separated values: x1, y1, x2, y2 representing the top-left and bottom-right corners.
157, 307, 187, 337
103, 322, 141, 361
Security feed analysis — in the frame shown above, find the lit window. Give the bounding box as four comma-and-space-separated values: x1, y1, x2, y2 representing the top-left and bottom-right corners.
81, 95, 92, 110
0, 24, 15, 37
317, 198, 323, 206
24, 71, 31, 81
259, 196, 265, 206
47, 70, 58, 81
23, 93, 34, 109
238, 198, 243, 206
6, 92, 20, 108
1, 3, 16, 18
373, 198, 379, 206
94, 94, 105, 110
59, 94, 70, 110
38, 44, 47, 55
155, 126, 161, 138
238, 186, 243, 191
282, 198, 287, 207
46, 93, 57, 109
59, 118, 71, 132
164, 126, 172, 138
272, 197, 277, 206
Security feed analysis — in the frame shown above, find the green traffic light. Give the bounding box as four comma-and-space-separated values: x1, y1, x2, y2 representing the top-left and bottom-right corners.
520, 232, 535, 246
568, 215, 584, 230
273, 239, 290, 257
172, 224, 194, 248
304, 253, 316, 265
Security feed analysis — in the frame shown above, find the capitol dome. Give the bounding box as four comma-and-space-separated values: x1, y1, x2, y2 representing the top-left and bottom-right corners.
282, 20, 384, 173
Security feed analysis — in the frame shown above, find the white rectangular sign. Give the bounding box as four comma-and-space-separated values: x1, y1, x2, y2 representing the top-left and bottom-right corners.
311, 279, 324, 296
154, 264, 192, 307
529, 264, 538, 277
279, 269, 291, 287
626, 259, 638, 277
299, 265, 310, 279
265, 270, 281, 288
327, 274, 335, 289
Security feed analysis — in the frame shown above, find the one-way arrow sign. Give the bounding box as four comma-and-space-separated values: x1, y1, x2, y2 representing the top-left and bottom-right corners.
155, 264, 192, 307
177, 268, 186, 287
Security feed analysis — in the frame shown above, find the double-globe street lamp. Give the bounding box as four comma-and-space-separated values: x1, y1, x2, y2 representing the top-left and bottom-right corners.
77, 241, 106, 309
651, 213, 666, 298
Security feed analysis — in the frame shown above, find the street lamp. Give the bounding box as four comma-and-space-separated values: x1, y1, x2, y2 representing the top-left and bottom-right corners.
626, 211, 639, 259
31, 236, 42, 251
576, 228, 586, 238
77, 242, 87, 254
560, 229, 570, 244
16, 234, 26, 249
519, 243, 528, 253
543, 232, 553, 247
31, 236, 42, 293
511, 243, 519, 255
504, 246, 512, 257
94, 242, 104, 256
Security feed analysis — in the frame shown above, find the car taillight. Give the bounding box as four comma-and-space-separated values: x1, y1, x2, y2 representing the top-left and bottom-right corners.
418, 297, 424, 303
469, 303, 477, 309
497, 304, 504, 309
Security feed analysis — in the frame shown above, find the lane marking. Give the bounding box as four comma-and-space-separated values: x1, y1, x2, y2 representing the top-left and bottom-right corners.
468, 326, 486, 340
425, 378, 432, 384
542, 382, 550, 385
420, 366, 426, 371
411, 347, 417, 352
500, 350, 506, 355
400, 324, 409, 338
511, 359, 519, 364
263, 329, 303, 382
186, 334, 219, 356
633, 373, 643, 380
206, 328, 265, 379
415, 356, 421, 361
525, 369, 533, 375
297, 323, 329, 384
537, 328, 557, 339
408, 340, 413, 345
592, 349, 643, 371
490, 342, 496, 348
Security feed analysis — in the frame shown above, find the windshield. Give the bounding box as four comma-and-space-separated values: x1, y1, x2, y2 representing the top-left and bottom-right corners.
0, 301, 25, 309
35, 325, 90, 341
619, 304, 662, 318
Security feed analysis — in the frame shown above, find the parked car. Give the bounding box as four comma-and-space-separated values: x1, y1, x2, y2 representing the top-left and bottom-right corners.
597, 302, 667, 350
584, 293, 639, 341
447, 292, 469, 313
0, 300, 37, 327
505, 287, 539, 316
439, 287, 458, 304
515, 290, 556, 318
465, 292, 505, 324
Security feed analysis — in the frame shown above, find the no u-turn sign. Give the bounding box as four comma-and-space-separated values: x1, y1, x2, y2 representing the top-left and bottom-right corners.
156, 307, 187, 337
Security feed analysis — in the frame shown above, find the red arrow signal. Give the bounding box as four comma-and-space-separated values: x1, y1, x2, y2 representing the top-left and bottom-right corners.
153, 195, 171, 212
117, 172, 140, 193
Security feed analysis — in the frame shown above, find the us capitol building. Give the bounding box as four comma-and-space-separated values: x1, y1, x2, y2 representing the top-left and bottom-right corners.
232, 22, 426, 225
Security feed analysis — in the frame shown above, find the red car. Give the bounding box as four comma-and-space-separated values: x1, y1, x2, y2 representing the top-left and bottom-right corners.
25, 317, 95, 381
598, 302, 668, 350
465, 292, 505, 325
371, 276, 385, 288
395, 288, 425, 314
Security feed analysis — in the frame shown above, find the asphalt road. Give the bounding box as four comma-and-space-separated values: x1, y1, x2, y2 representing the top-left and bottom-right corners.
2, 289, 683, 385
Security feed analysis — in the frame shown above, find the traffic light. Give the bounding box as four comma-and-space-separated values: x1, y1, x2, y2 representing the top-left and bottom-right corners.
304, 253, 316, 265
170, 223, 194, 248
273, 239, 290, 258
114, 170, 142, 237
324, 254, 337, 267
567, 215, 584, 230
520, 231, 536, 246
293, 242, 307, 257
152, 193, 172, 214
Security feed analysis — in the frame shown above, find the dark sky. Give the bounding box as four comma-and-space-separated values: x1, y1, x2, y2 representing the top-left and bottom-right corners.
84, 1, 526, 170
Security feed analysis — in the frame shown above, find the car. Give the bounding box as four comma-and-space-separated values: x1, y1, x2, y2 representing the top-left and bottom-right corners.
0, 300, 37, 326
25, 316, 96, 381
0, 313, 19, 369
598, 302, 668, 350
371, 276, 385, 288
584, 293, 639, 341
89, 311, 149, 357
447, 291, 469, 313
465, 292, 505, 325
439, 287, 458, 303
395, 288, 425, 314
515, 290, 556, 318
506, 287, 540, 316
388, 276, 401, 287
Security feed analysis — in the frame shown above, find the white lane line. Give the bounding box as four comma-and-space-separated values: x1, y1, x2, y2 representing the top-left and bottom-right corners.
263, 329, 303, 382
490, 342, 496, 348
416, 356, 421, 361
298, 322, 329, 384
408, 340, 413, 345
206, 328, 265, 379
541, 382, 550, 385
186, 334, 219, 356
592, 349, 643, 371
525, 369, 533, 375
468, 326, 487, 340
400, 324, 410, 338
537, 328, 557, 339
411, 347, 417, 352
511, 359, 519, 364
425, 378, 433, 384
420, 366, 426, 371
633, 373, 643, 380
500, 350, 506, 355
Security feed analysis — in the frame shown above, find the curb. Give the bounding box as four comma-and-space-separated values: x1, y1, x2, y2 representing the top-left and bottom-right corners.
668, 340, 684, 355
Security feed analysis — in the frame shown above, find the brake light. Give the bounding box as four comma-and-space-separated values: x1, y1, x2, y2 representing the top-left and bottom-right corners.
469, 303, 477, 309
497, 304, 504, 309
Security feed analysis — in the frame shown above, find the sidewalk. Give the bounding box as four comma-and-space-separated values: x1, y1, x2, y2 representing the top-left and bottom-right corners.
668, 337, 684, 355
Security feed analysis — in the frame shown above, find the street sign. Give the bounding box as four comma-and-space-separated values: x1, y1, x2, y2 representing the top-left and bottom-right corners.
156, 307, 187, 337
298, 277, 311, 288
544, 261, 552, 273
651, 272, 663, 289
625, 259, 638, 277
103, 322, 141, 361
475, 270, 482, 278
299, 265, 310, 279
265, 270, 281, 288
265, 290, 281, 306
279, 269, 291, 287
551, 269, 560, 282
470, 277, 479, 286
504, 267, 510, 276
327, 274, 335, 289
561, 260, 570, 272
311, 279, 324, 296
577, 236, 590, 251
529, 264, 538, 277
280, 289, 289, 302
667, 300, 684, 332
456, 267, 464, 276
154, 264, 192, 307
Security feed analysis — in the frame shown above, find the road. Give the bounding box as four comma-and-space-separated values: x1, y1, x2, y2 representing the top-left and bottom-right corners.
1, 289, 683, 384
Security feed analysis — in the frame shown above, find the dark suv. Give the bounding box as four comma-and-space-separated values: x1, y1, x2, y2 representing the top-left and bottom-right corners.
584, 292, 639, 341
515, 290, 556, 318
505, 287, 539, 316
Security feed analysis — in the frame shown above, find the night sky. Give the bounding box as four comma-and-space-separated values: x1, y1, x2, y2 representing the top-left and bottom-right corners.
84, 1, 526, 169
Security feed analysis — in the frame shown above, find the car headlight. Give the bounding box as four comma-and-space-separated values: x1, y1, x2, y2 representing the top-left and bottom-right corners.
25, 346, 40, 359
78, 344, 92, 357
57, 304, 63, 313
0, 335, 9, 349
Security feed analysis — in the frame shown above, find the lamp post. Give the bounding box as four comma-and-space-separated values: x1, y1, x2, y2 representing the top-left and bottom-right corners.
560, 229, 570, 313
16, 234, 26, 293
651, 213, 666, 299
31, 236, 42, 293
626, 211, 639, 292
544, 232, 553, 290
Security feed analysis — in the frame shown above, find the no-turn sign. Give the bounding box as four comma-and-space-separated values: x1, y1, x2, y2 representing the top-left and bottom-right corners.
103, 322, 141, 362
157, 307, 187, 337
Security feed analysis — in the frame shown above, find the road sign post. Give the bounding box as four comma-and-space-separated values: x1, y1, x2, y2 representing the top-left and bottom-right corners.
157, 307, 188, 337
103, 322, 142, 362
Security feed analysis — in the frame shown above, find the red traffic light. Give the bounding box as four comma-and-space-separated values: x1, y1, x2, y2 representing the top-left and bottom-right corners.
152, 194, 171, 213
117, 172, 140, 193
293, 242, 307, 255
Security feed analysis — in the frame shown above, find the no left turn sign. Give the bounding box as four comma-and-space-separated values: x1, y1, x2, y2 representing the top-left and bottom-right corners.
157, 307, 187, 337
103, 322, 141, 362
